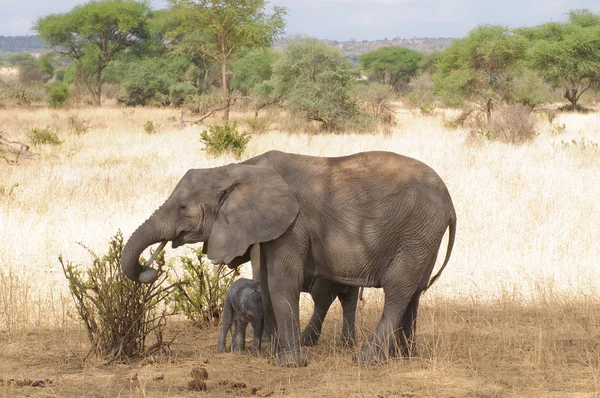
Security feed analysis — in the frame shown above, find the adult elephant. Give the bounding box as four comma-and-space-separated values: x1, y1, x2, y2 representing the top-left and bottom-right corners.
121, 150, 456, 367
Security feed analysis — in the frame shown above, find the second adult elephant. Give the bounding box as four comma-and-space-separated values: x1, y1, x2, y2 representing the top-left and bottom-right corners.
121, 150, 456, 366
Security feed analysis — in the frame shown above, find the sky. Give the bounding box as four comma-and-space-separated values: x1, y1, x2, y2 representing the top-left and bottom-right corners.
1, 0, 599, 40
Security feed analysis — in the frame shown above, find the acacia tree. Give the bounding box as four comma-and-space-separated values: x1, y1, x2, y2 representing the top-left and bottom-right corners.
518, 9, 600, 108
34, 0, 150, 106
168, 0, 286, 121
359, 46, 423, 94
273, 38, 357, 131
434, 25, 527, 120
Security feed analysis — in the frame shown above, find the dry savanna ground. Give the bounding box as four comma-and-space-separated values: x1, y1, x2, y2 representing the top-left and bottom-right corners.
0, 104, 599, 397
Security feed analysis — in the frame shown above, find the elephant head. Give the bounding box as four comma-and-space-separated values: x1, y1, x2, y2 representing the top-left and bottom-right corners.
121, 163, 300, 283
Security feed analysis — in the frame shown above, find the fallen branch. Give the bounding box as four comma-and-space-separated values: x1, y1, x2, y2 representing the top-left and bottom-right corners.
0, 131, 33, 164
182, 96, 252, 126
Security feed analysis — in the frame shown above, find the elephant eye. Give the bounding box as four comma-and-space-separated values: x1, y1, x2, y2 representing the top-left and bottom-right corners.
179, 204, 187, 211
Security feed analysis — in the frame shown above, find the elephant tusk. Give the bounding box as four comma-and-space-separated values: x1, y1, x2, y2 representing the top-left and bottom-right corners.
144, 240, 168, 269
138, 240, 167, 284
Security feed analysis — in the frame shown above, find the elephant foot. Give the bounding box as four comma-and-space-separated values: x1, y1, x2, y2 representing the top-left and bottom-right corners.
272, 351, 308, 367
246, 345, 262, 356
352, 342, 388, 365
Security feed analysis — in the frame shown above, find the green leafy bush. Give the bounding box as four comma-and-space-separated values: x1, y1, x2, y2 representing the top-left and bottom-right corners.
28, 126, 61, 146
46, 82, 69, 108
169, 247, 239, 327
59, 231, 178, 359
144, 120, 156, 134
200, 121, 250, 159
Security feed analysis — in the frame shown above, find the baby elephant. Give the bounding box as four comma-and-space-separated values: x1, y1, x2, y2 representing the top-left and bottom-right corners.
218, 278, 264, 354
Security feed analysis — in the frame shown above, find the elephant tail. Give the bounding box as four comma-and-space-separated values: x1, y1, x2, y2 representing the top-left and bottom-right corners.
425, 214, 456, 291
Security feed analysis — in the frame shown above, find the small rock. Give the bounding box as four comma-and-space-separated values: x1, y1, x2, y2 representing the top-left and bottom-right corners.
153, 375, 164, 381
191, 367, 209, 380
188, 379, 207, 391
256, 388, 274, 397
231, 381, 247, 389
31, 380, 45, 387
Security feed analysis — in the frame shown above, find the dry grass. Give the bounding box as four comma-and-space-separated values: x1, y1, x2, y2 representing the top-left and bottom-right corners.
1, 105, 599, 397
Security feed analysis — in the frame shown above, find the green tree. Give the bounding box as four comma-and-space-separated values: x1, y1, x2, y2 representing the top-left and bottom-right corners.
434, 25, 528, 120
120, 56, 190, 105
273, 38, 357, 131
230, 48, 278, 95
518, 9, 600, 108
359, 46, 423, 94
168, 0, 286, 120
34, 0, 150, 106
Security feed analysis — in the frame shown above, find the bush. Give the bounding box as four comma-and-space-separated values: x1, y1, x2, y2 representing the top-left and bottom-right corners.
59, 232, 179, 359
169, 82, 196, 107
46, 82, 69, 108
28, 126, 61, 146
144, 120, 156, 134
247, 116, 270, 134
169, 247, 239, 327
200, 121, 250, 159
478, 104, 538, 144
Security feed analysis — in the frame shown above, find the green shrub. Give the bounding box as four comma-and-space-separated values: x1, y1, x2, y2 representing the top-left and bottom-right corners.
169, 247, 239, 327
46, 82, 69, 108
59, 231, 178, 359
144, 120, 156, 134
169, 82, 196, 107
247, 116, 270, 134
200, 121, 250, 159
28, 126, 62, 146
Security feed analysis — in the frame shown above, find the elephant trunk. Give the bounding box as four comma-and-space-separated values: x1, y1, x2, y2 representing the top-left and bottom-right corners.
121, 211, 167, 284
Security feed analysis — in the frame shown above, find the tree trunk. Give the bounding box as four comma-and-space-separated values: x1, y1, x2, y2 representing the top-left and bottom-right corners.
94, 62, 102, 106
564, 88, 578, 107
486, 99, 493, 123
221, 60, 229, 121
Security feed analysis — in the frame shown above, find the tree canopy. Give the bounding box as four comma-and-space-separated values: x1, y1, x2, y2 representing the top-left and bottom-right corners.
167, 0, 286, 120
273, 38, 357, 131
34, 0, 150, 106
518, 9, 600, 108
359, 46, 423, 94
434, 25, 528, 118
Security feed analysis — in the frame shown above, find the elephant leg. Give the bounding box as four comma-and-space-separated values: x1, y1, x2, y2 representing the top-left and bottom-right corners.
355, 253, 425, 364
233, 319, 247, 352
258, 245, 276, 345
301, 279, 336, 347
263, 241, 307, 367
338, 287, 360, 346
249, 317, 264, 355
217, 295, 234, 353
395, 291, 421, 357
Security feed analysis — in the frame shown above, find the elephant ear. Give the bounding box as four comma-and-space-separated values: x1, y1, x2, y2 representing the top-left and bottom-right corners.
207, 165, 300, 265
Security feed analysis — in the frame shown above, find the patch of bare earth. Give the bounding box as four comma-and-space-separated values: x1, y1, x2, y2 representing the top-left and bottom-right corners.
1, 300, 599, 397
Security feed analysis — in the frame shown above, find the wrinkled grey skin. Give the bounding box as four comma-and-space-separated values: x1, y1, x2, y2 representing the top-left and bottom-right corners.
218, 278, 264, 354
121, 150, 456, 367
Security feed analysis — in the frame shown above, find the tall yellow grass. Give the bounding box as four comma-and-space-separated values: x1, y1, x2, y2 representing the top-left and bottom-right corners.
1, 107, 599, 305
0, 106, 599, 397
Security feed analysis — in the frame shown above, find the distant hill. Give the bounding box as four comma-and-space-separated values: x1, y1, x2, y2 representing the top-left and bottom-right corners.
0, 36, 44, 54
0, 34, 454, 58
274, 36, 455, 56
